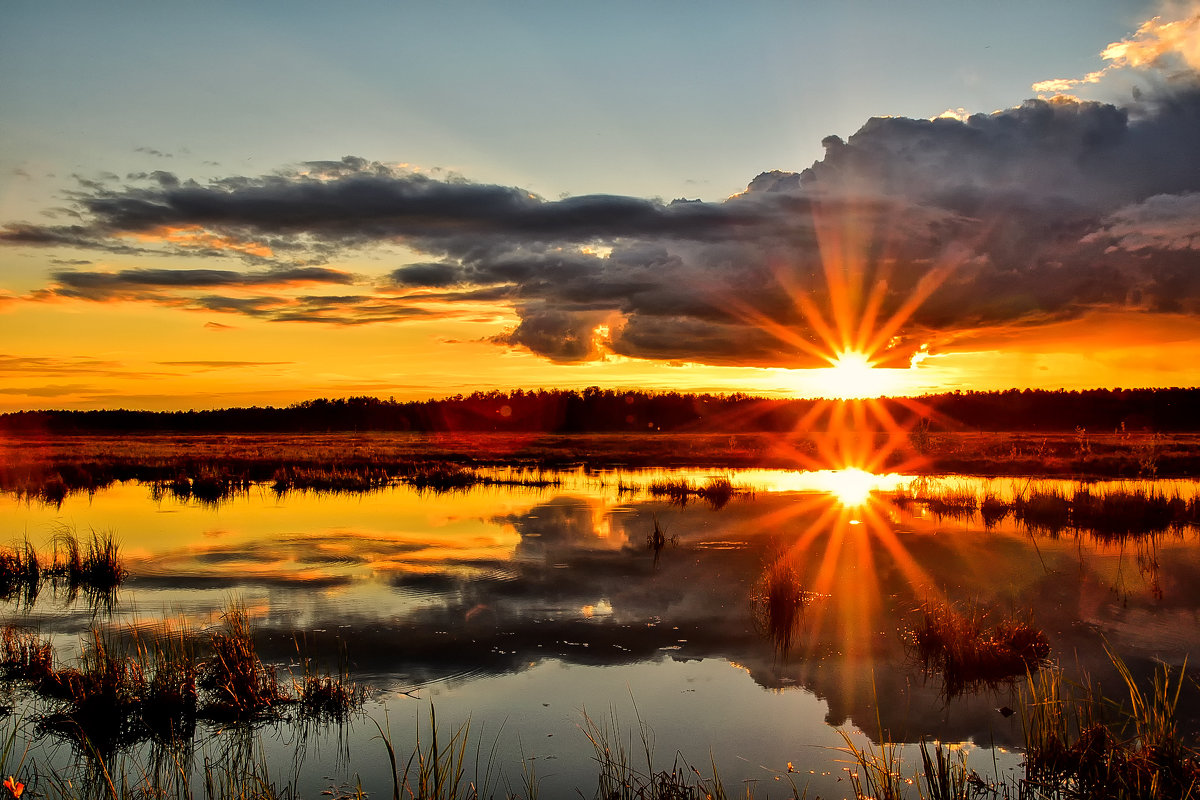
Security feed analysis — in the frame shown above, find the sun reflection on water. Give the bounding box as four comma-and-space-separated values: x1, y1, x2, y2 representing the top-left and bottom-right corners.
818, 467, 881, 508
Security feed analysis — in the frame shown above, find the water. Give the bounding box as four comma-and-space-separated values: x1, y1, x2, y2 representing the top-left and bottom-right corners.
2, 468, 1198, 797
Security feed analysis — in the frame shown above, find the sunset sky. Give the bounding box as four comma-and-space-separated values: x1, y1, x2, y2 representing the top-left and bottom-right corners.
3, 1, 1200, 411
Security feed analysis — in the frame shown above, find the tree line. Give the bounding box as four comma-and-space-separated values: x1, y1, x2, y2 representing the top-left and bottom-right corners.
2, 387, 1198, 435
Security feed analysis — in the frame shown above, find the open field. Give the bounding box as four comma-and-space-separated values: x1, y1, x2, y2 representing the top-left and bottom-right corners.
3, 430, 1200, 500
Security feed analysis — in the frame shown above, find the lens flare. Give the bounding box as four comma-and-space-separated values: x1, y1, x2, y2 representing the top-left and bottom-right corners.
818, 350, 897, 400
820, 467, 878, 508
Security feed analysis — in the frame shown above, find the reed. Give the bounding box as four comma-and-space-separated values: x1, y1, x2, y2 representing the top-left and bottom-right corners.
581, 706, 766, 800
199, 604, 288, 721
647, 476, 748, 509
1019, 649, 1200, 799
909, 600, 1049, 698
752, 558, 806, 655
271, 466, 392, 493
891, 481, 977, 518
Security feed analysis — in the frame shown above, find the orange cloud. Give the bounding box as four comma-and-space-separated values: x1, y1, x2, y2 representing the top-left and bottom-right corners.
1033, 6, 1200, 95
1102, 10, 1200, 71
119, 225, 274, 259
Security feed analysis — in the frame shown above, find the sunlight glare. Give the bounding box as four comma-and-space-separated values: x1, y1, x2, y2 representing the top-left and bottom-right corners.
819, 351, 895, 399
820, 467, 878, 508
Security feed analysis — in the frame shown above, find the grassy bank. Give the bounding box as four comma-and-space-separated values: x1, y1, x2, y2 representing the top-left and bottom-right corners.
5, 431, 1200, 504
0, 644, 1194, 798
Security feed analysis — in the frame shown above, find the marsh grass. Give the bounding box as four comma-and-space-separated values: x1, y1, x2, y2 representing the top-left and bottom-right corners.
271, 466, 392, 494
152, 471, 253, 505
891, 481, 978, 519
293, 641, 366, 724
0, 605, 364, 767
1020, 650, 1200, 799
0, 528, 126, 609
38, 628, 147, 754
199, 605, 289, 722
0, 541, 42, 606
838, 732, 995, 800
837, 730, 909, 800
893, 480, 1200, 539
979, 491, 1010, 528
646, 476, 749, 509
581, 706, 779, 800
909, 600, 1050, 698
143, 621, 199, 742
0, 626, 54, 684
404, 463, 485, 492
751, 557, 807, 656
398, 705, 487, 800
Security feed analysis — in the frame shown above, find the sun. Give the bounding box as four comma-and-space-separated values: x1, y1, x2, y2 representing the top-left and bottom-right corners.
818, 350, 897, 399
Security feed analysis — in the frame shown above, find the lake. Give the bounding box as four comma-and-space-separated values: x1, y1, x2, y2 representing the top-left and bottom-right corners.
2, 467, 1198, 798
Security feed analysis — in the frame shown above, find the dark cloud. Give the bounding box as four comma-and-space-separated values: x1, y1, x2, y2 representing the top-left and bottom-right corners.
390, 262, 463, 288
6, 85, 1200, 367
50, 266, 354, 294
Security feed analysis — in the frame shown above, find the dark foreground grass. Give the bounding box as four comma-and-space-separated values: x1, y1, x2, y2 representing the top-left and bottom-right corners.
839, 649, 1200, 800
0, 605, 365, 759
0, 644, 1195, 799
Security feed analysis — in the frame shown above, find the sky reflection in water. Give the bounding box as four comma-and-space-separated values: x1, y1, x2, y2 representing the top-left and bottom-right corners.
2, 469, 1199, 796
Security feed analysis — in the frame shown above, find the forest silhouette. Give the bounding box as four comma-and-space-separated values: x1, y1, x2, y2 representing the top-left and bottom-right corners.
3, 387, 1198, 434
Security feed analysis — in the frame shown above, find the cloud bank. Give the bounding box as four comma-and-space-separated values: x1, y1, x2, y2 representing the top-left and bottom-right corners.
5, 12, 1200, 369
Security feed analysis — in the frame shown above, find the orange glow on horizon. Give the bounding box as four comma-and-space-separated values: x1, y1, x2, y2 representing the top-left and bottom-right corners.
811, 350, 900, 400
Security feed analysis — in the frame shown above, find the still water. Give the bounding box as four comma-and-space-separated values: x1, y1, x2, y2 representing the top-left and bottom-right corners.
2, 469, 1199, 797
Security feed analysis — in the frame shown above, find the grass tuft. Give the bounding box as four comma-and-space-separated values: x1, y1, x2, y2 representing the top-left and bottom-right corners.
909, 600, 1050, 698
199, 604, 289, 721
752, 557, 806, 655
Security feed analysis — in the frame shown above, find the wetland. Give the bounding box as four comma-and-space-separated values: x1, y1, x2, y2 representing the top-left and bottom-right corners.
1, 431, 1199, 797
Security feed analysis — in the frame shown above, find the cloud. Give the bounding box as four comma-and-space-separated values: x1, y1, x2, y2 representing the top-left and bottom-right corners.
49, 266, 354, 297
1033, 7, 1200, 95
156, 360, 293, 370
0, 383, 94, 397
0, 354, 163, 379
1083, 192, 1200, 252
5, 11, 1200, 369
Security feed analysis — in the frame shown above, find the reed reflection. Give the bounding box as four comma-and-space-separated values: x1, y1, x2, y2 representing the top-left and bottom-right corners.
4, 473, 1200, 755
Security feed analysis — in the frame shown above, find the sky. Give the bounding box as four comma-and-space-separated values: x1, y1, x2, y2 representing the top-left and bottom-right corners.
3, 0, 1200, 411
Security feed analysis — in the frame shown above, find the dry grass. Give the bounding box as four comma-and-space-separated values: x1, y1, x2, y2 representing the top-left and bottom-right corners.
0, 529, 126, 608
199, 604, 289, 721
909, 600, 1050, 698
752, 557, 806, 655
